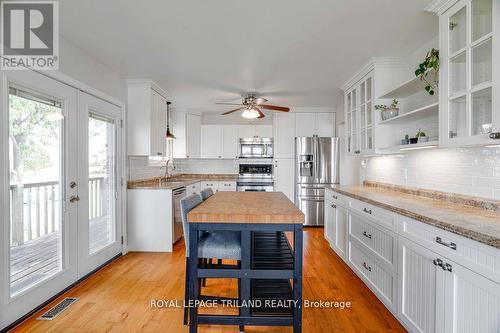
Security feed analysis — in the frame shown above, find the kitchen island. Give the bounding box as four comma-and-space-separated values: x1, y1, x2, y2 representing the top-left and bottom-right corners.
187, 192, 305, 332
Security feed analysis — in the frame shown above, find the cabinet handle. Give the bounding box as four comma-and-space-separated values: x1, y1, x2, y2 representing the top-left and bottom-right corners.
332, 195, 338, 200
442, 262, 453, 272
362, 231, 372, 239
489, 132, 500, 140
433, 258, 443, 267
363, 208, 372, 215
331, 204, 337, 208
362, 262, 372, 272
435, 237, 457, 250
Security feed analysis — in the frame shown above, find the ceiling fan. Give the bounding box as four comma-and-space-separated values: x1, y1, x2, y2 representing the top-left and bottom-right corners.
216, 93, 290, 119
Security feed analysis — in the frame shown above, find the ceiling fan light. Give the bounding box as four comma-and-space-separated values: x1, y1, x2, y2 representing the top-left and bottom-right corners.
241, 108, 260, 119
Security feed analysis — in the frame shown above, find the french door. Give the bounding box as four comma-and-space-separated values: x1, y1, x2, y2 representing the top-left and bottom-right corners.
0, 71, 123, 330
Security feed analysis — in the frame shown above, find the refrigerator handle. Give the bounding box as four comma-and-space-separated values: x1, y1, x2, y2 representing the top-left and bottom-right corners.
314, 137, 320, 182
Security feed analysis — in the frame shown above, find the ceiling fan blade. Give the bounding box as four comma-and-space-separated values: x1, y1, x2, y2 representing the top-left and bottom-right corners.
254, 97, 268, 105
260, 104, 290, 112
255, 108, 265, 118
216, 102, 243, 106
221, 107, 244, 115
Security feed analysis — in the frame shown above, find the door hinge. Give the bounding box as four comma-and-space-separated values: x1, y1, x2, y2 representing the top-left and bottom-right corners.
121, 236, 124, 244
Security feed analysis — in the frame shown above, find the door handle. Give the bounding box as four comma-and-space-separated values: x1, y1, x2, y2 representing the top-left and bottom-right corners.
433, 258, 443, 267
69, 195, 80, 203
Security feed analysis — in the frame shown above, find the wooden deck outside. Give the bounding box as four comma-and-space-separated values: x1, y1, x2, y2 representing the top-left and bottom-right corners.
10, 216, 111, 295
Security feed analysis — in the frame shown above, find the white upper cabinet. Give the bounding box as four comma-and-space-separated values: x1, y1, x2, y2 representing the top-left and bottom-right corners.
221, 125, 239, 158
254, 125, 273, 138
185, 114, 201, 158
295, 113, 336, 137
273, 113, 296, 158
127, 80, 168, 156
201, 125, 223, 158
439, 0, 499, 146
238, 124, 273, 138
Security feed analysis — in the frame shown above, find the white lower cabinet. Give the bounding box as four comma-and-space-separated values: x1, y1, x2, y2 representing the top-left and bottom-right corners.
323, 189, 500, 333
324, 199, 348, 259
217, 181, 236, 192
273, 158, 294, 201
186, 182, 201, 196
200, 181, 236, 193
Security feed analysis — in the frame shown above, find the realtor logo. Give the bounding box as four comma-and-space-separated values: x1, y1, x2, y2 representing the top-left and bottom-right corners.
1, 1, 59, 70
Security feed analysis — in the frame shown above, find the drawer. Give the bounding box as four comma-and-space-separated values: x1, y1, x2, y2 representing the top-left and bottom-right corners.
348, 241, 396, 309
349, 212, 396, 267
349, 198, 395, 231
217, 181, 236, 191
399, 215, 500, 283
201, 181, 218, 190
324, 189, 348, 207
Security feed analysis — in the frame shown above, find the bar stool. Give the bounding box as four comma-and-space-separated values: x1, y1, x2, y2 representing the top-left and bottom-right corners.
180, 194, 242, 326
200, 188, 214, 201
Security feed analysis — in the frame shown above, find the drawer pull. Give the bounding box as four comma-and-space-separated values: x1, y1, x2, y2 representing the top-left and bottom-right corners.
433, 258, 443, 267
442, 262, 453, 272
435, 237, 457, 250
332, 195, 338, 200
362, 231, 372, 239
331, 204, 337, 208
362, 262, 372, 272
363, 208, 372, 214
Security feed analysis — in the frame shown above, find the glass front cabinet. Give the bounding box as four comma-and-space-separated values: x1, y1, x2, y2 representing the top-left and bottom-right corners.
439, 0, 499, 146
344, 73, 374, 154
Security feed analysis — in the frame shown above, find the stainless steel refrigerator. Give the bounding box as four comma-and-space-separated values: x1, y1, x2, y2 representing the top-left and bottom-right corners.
294, 136, 339, 226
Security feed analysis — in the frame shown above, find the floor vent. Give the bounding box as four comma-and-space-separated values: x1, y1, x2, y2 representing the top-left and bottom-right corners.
37, 297, 79, 320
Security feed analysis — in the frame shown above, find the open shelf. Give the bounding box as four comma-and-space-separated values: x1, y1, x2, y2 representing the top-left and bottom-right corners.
378, 102, 439, 124
379, 76, 428, 99
378, 140, 439, 152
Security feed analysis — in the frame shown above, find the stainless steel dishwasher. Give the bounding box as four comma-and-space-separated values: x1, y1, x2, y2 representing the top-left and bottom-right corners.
172, 186, 186, 243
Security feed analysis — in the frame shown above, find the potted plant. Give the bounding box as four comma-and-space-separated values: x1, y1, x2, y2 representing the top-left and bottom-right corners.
415, 48, 439, 96
375, 99, 399, 121
416, 129, 429, 143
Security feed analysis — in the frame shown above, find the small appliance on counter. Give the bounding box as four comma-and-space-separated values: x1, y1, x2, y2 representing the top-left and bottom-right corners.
237, 164, 274, 192
239, 138, 273, 158
294, 136, 339, 226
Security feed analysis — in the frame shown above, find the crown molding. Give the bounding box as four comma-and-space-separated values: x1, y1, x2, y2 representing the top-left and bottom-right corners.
341, 57, 404, 91
424, 0, 457, 14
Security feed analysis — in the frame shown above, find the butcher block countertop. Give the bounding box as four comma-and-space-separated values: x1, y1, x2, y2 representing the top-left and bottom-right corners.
325, 181, 500, 249
188, 192, 305, 224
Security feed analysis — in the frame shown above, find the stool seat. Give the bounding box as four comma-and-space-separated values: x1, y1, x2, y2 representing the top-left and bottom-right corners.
198, 231, 241, 260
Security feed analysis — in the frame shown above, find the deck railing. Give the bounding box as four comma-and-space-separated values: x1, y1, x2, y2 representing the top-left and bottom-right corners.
10, 176, 105, 246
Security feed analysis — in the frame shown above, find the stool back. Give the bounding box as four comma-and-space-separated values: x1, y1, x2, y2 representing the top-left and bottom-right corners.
200, 188, 214, 201
180, 193, 202, 257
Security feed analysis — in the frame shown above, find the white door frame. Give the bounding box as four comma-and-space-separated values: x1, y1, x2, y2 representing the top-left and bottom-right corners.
0, 69, 79, 328
77, 92, 123, 278
0, 69, 126, 330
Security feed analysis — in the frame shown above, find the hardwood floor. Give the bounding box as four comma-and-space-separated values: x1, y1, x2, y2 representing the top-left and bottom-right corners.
10, 228, 406, 332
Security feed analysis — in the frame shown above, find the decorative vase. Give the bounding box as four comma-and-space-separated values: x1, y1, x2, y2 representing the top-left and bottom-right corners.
381, 108, 399, 121
409, 138, 418, 144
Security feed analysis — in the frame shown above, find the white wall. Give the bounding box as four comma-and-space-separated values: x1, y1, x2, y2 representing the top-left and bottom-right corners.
363, 146, 500, 200
58, 37, 126, 101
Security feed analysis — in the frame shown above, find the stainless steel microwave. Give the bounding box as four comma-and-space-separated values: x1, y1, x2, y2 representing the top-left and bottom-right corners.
239, 138, 273, 158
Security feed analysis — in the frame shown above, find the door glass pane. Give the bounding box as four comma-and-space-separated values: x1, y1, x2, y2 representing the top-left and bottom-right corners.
88, 114, 116, 254
9, 88, 64, 296
347, 112, 351, 132
472, 38, 492, 86
367, 127, 373, 149
472, 87, 492, 135
360, 82, 365, 103
361, 130, 366, 150
366, 101, 372, 126
472, 0, 492, 41
360, 104, 366, 128
449, 6, 467, 54
449, 96, 467, 138
366, 78, 372, 100
450, 52, 466, 95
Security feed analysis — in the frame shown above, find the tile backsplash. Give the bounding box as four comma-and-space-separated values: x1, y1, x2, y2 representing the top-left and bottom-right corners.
128, 156, 271, 181
362, 146, 500, 200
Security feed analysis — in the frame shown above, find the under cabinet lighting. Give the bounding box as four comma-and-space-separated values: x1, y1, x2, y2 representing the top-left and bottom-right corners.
399, 145, 438, 151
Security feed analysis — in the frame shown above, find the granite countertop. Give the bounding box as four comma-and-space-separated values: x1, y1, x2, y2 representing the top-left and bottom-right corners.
325, 182, 500, 249
127, 174, 238, 190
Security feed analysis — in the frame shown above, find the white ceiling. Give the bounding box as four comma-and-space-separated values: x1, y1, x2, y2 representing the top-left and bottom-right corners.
59, 0, 437, 113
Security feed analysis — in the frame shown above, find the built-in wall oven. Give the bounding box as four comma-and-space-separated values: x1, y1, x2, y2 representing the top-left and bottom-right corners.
237, 164, 274, 192
239, 138, 273, 158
